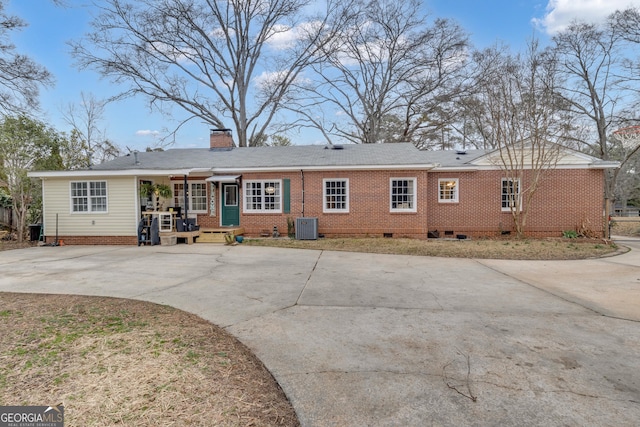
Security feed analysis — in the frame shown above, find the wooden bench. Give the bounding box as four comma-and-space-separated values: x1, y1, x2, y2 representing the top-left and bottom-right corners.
174, 230, 201, 244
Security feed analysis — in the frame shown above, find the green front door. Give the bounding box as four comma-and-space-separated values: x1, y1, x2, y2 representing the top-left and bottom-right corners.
221, 183, 240, 226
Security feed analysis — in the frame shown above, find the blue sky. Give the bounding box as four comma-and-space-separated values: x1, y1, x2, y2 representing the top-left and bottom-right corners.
7, 0, 640, 151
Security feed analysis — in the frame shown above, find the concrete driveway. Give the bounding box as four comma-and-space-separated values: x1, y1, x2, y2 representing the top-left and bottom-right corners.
0, 240, 639, 426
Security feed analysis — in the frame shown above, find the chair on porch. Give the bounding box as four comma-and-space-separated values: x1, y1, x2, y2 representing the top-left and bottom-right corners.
176, 218, 199, 232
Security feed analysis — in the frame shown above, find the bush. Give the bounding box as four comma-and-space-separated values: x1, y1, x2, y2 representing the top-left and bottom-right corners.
562, 230, 578, 239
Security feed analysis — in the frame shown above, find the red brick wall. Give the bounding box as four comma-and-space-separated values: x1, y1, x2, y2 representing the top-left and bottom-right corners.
209, 129, 234, 148
43, 236, 138, 245
191, 168, 605, 239
427, 169, 606, 238
197, 215, 219, 229
224, 170, 430, 238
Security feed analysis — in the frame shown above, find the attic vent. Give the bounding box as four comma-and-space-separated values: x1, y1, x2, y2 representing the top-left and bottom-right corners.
331, 144, 344, 150
456, 150, 467, 155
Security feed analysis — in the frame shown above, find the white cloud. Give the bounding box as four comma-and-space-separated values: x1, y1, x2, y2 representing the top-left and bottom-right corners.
148, 41, 196, 64
534, 0, 640, 34
254, 70, 286, 90
136, 130, 160, 137
266, 24, 297, 50
266, 21, 323, 50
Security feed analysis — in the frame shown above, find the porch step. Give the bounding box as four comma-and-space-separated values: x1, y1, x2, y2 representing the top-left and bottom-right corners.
198, 227, 244, 243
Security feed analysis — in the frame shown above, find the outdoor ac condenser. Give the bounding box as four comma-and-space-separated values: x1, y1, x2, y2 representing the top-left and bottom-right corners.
295, 217, 318, 240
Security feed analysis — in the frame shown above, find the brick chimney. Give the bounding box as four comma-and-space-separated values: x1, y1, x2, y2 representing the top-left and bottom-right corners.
210, 128, 235, 149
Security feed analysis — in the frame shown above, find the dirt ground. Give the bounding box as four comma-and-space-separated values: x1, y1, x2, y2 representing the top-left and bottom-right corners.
0, 293, 300, 426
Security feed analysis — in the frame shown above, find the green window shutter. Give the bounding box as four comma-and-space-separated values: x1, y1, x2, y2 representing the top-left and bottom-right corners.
283, 179, 290, 214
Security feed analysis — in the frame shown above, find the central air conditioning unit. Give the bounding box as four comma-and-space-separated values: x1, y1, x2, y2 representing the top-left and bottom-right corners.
295, 217, 318, 240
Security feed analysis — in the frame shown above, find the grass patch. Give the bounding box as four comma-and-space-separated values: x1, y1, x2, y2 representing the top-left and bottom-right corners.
0, 293, 298, 426
610, 218, 640, 236
245, 236, 619, 260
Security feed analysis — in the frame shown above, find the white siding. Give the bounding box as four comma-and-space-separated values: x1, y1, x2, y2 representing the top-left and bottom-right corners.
42, 177, 138, 236
472, 149, 594, 167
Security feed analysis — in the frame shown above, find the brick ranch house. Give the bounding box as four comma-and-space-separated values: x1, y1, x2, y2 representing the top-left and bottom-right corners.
29, 130, 618, 245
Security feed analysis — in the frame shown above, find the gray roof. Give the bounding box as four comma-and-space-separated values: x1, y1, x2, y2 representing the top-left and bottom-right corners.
418, 149, 488, 168
53, 143, 615, 177
89, 143, 482, 171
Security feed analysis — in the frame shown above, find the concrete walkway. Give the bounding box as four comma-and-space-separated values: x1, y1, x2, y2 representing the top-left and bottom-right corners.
0, 240, 639, 426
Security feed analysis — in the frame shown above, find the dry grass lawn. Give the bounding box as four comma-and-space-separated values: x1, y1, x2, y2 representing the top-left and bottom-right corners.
0, 293, 299, 426
0, 223, 636, 426
245, 236, 620, 260
611, 217, 640, 237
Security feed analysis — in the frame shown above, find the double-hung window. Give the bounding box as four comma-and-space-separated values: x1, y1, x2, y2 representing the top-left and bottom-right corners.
71, 181, 107, 213
501, 178, 521, 211
438, 179, 459, 203
390, 178, 417, 212
244, 180, 282, 213
323, 179, 349, 212
173, 181, 208, 213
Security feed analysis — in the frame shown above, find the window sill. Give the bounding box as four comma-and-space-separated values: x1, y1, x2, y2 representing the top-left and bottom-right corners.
71, 211, 108, 214
244, 211, 283, 215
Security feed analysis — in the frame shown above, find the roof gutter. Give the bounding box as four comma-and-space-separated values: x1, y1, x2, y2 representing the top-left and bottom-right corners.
28, 168, 204, 178
210, 164, 438, 174
430, 166, 480, 172
588, 161, 620, 169
433, 162, 621, 172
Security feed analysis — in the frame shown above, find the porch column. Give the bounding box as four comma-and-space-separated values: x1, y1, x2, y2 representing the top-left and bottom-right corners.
183, 175, 188, 219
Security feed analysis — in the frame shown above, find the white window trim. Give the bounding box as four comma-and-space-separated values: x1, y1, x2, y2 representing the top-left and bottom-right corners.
70, 180, 108, 214
189, 181, 208, 213
438, 178, 459, 203
501, 178, 522, 212
173, 181, 208, 214
323, 178, 350, 213
243, 179, 283, 213
390, 177, 417, 213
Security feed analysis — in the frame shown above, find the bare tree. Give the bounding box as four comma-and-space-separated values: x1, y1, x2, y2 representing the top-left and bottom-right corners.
479, 41, 567, 237
451, 45, 511, 150
552, 20, 626, 209
0, 1, 53, 115
604, 8, 640, 213
61, 92, 120, 166
612, 7, 640, 44
550, 11, 640, 227
286, 0, 468, 145
610, 126, 640, 210
71, 0, 348, 147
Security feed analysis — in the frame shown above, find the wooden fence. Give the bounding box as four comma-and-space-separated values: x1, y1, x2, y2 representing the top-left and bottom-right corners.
0, 205, 14, 229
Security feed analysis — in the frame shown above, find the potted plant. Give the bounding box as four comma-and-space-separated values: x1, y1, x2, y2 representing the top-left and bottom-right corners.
140, 182, 173, 211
